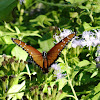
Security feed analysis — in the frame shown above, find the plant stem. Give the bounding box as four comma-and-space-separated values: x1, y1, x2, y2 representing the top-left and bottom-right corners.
67, 73, 78, 100
64, 53, 78, 100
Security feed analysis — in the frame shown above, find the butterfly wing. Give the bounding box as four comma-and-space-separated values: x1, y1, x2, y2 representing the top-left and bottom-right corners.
47, 33, 76, 67
11, 38, 44, 69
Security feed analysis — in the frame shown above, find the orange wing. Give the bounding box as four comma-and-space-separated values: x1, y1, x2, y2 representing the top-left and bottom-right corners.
47, 33, 76, 67
11, 38, 44, 69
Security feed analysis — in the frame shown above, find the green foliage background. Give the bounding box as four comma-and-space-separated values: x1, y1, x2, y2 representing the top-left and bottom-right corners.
0, 0, 100, 100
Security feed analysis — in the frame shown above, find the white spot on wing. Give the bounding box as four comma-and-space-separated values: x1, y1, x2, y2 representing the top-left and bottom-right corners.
67, 40, 70, 42
61, 45, 63, 47
23, 44, 26, 48
19, 45, 22, 47
63, 41, 65, 43
67, 37, 71, 39
19, 41, 22, 45
58, 49, 60, 51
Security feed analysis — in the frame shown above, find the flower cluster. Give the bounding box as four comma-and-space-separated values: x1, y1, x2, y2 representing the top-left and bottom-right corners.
27, 85, 63, 100
0, 54, 27, 74
72, 30, 100, 49
53, 28, 73, 43
53, 29, 100, 50
51, 63, 66, 79
53, 29, 100, 75
0, 54, 28, 95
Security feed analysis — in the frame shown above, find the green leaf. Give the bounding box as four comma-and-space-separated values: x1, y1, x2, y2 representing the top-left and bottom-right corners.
2, 36, 13, 44
83, 22, 100, 31
43, 84, 48, 93
84, 83, 100, 100
57, 58, 64, 63
78, 60, 90, 67
38, 38, 54, 52
5, 44, 15, 55
85, 63, 96, 73
83, 22, 92, 31
92, 4, 100, 13
59, 92, 76, 100
70, 12, 78, 18
7, 81, 25, 99
4, 22, 15, 32
52, 11, 59, 23
56, 78, 68, 90
67, 0, 85, 3
38, 33, 54, 52
20, 31, 41, 37
11, 46, 28, 61
30, 15, 53, 27
90, 70, 98, 78
0, 70, 4, 76
24, 0, 33, 9
0, 0, 17, 21
71, 66, 80, 79
91, 83, 100, 100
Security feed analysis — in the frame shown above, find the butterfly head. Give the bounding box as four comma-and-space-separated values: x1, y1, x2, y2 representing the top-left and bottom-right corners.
42, 51, 47, 59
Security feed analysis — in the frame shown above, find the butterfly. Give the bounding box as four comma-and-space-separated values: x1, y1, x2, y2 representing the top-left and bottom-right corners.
11, 33, 75, 73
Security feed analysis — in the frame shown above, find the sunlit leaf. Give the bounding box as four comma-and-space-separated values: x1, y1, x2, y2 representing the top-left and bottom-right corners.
91, 70, 98, 78
57, 78, 68, 90
78, 60, 90, 67
11, 46, 28, 61
7, 81, 25, 99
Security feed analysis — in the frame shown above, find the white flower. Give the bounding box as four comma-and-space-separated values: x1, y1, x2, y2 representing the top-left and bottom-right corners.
53, 33, 60, 43
93, 39, 100, 46
71, 30, 100, 49
81, 40, 87, 47
51, 63, 66, 79
59, 29, 72, 39
56, 73, 66, 79
72, 40, 81, 48
97, 46, 100, 54
53, 28, 73, 43
82, 31, 90, 40
54, 29, 100, 50
94, 30, 100, 40
51, 63, 61, 71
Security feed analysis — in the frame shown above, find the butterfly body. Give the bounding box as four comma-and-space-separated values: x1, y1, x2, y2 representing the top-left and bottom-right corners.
11, 33, 75, 73
42, 51, 48, 72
